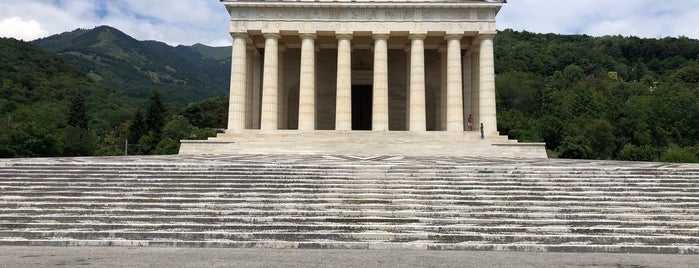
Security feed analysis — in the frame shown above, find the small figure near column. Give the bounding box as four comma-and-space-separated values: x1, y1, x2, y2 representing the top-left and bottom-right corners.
467, 114, 473, 131
480, 123, 484, 139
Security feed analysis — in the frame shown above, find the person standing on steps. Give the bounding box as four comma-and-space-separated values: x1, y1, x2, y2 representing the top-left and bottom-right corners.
480, 123, 484, 139
467, 114, 473, 131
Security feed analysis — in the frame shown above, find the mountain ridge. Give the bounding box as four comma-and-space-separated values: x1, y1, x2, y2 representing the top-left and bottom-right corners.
32, 26, 232, 105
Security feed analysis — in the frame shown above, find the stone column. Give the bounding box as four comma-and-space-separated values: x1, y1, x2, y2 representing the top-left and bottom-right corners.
227, 32, 248, 133
335, 33, 352, 131
471, 45, 480, 129
446, 34, 464, 132
252, 51, 262, 129
438, 47, 447, 131
245, 46, 256, 129
404, 47, 411, 130
298, 33, 316, 131
278, 46, 287, 129
372, 34, 389, 131
462, 48, 472, 131
479, 33, 497, 136
409, 33, 427, 132
260, 33, 280, 131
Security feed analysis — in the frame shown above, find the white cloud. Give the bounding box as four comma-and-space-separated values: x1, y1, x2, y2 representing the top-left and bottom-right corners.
0, 16, 48, 41
0, 0, 231, 46
498, 0, 699, 39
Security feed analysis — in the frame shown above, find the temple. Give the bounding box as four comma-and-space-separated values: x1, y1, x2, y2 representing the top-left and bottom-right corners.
179, 0, 547, 157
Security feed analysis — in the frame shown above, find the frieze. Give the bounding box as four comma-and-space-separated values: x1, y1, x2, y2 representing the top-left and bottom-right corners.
230, 7, 495, 22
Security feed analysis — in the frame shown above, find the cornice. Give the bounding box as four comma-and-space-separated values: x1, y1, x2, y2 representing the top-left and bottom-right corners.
227, 6, 499, 22
224, 2, 503, 9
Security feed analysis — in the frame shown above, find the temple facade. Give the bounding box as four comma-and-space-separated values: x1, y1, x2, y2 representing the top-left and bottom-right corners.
179, 0, 547, 157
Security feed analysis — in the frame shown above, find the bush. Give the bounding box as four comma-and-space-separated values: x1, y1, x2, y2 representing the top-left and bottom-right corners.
617, 144, 657, 161
660, 145, 699, 163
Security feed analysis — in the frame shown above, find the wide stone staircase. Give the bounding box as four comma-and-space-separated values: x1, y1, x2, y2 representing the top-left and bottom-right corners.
0, 154, 697, 254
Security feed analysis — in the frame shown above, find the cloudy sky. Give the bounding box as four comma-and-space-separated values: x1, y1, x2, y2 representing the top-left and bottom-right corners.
1, 0, 698, 47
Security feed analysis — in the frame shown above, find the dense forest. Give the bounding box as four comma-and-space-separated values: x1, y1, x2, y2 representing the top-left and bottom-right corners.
1, 28, 698, 162
494, 30, 699, 162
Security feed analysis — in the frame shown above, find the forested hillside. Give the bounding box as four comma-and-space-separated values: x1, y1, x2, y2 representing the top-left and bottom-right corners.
494, 29, 699, 162
0, 36, 218, 158
32, 26, 231, 105
0, 37, 134, 157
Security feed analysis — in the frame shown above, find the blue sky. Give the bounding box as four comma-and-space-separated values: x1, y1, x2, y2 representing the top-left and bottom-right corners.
1, 0, 699, 47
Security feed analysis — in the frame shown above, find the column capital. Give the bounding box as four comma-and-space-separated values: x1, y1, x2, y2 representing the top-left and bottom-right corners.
478, 32, 497, 40
231, 32, 248, 39
409, 33, 427, 40
445, 34, 462, 41
372, 33, 390, 40
262, 32, 281, 40
246, 46, 260, 55
336, 33, 353, 40
299, 33, 317, 40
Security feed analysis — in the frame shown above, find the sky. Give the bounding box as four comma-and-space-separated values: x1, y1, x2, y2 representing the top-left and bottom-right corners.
1, 0, 699, 47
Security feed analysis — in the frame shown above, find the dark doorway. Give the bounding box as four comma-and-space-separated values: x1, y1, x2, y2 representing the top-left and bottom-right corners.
352, 85, 372, 130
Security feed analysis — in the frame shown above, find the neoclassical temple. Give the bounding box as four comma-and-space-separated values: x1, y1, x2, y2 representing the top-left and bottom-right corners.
180, 0, 547, 157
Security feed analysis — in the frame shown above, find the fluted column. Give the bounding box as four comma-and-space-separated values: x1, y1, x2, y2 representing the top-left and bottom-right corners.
298, 33, 316, 131
251, 51, 262, 129
404, 47, 411, 130
335, 33, 352, 131
372, 34, 389, 131
471, 45, 480, 129
227, 32, 248, 133
260, 33, 280, 131
409, 33, 426, 132
446, 34, 464, 132
462, 49, 472, 131
479, 33, 497, 136
438, 47, 447, 131
245, 46, 256, 129
278, 46, 287, 129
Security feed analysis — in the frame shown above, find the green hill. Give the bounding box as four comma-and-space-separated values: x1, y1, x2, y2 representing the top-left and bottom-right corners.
494, 30, 699, 162
32, 26, 231, 105
0, 37, 134, 157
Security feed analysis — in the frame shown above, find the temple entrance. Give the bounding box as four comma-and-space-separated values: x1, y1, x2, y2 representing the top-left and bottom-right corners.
352, 85, 372, 130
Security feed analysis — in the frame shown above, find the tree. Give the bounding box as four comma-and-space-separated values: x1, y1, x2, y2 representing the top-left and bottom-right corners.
144, 90, 166, 138
67, 91, 88, 129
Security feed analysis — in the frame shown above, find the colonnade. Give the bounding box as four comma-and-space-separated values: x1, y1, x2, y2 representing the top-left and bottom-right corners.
227, 31, 498, 135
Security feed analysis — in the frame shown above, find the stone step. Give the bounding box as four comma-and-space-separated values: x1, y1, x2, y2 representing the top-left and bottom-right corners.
3, 194, 698, 204
2, 231, 698, 246
2, 215, 698, 229
3, 190, 697, 199
4, 166, 699, 175
0, 176, 699, 188
5, 205, 696, 215
5, 208, 699, 220
4, 201, 697, 213
2, 222, 697, 236
0, 239, 694, 254
3, 238, 698, 255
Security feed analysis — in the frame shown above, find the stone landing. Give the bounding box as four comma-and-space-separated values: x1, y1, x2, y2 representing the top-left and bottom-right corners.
179, 131, 547, 158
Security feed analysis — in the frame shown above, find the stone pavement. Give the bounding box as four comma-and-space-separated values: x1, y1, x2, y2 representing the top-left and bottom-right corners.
1, 247, 698, 268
